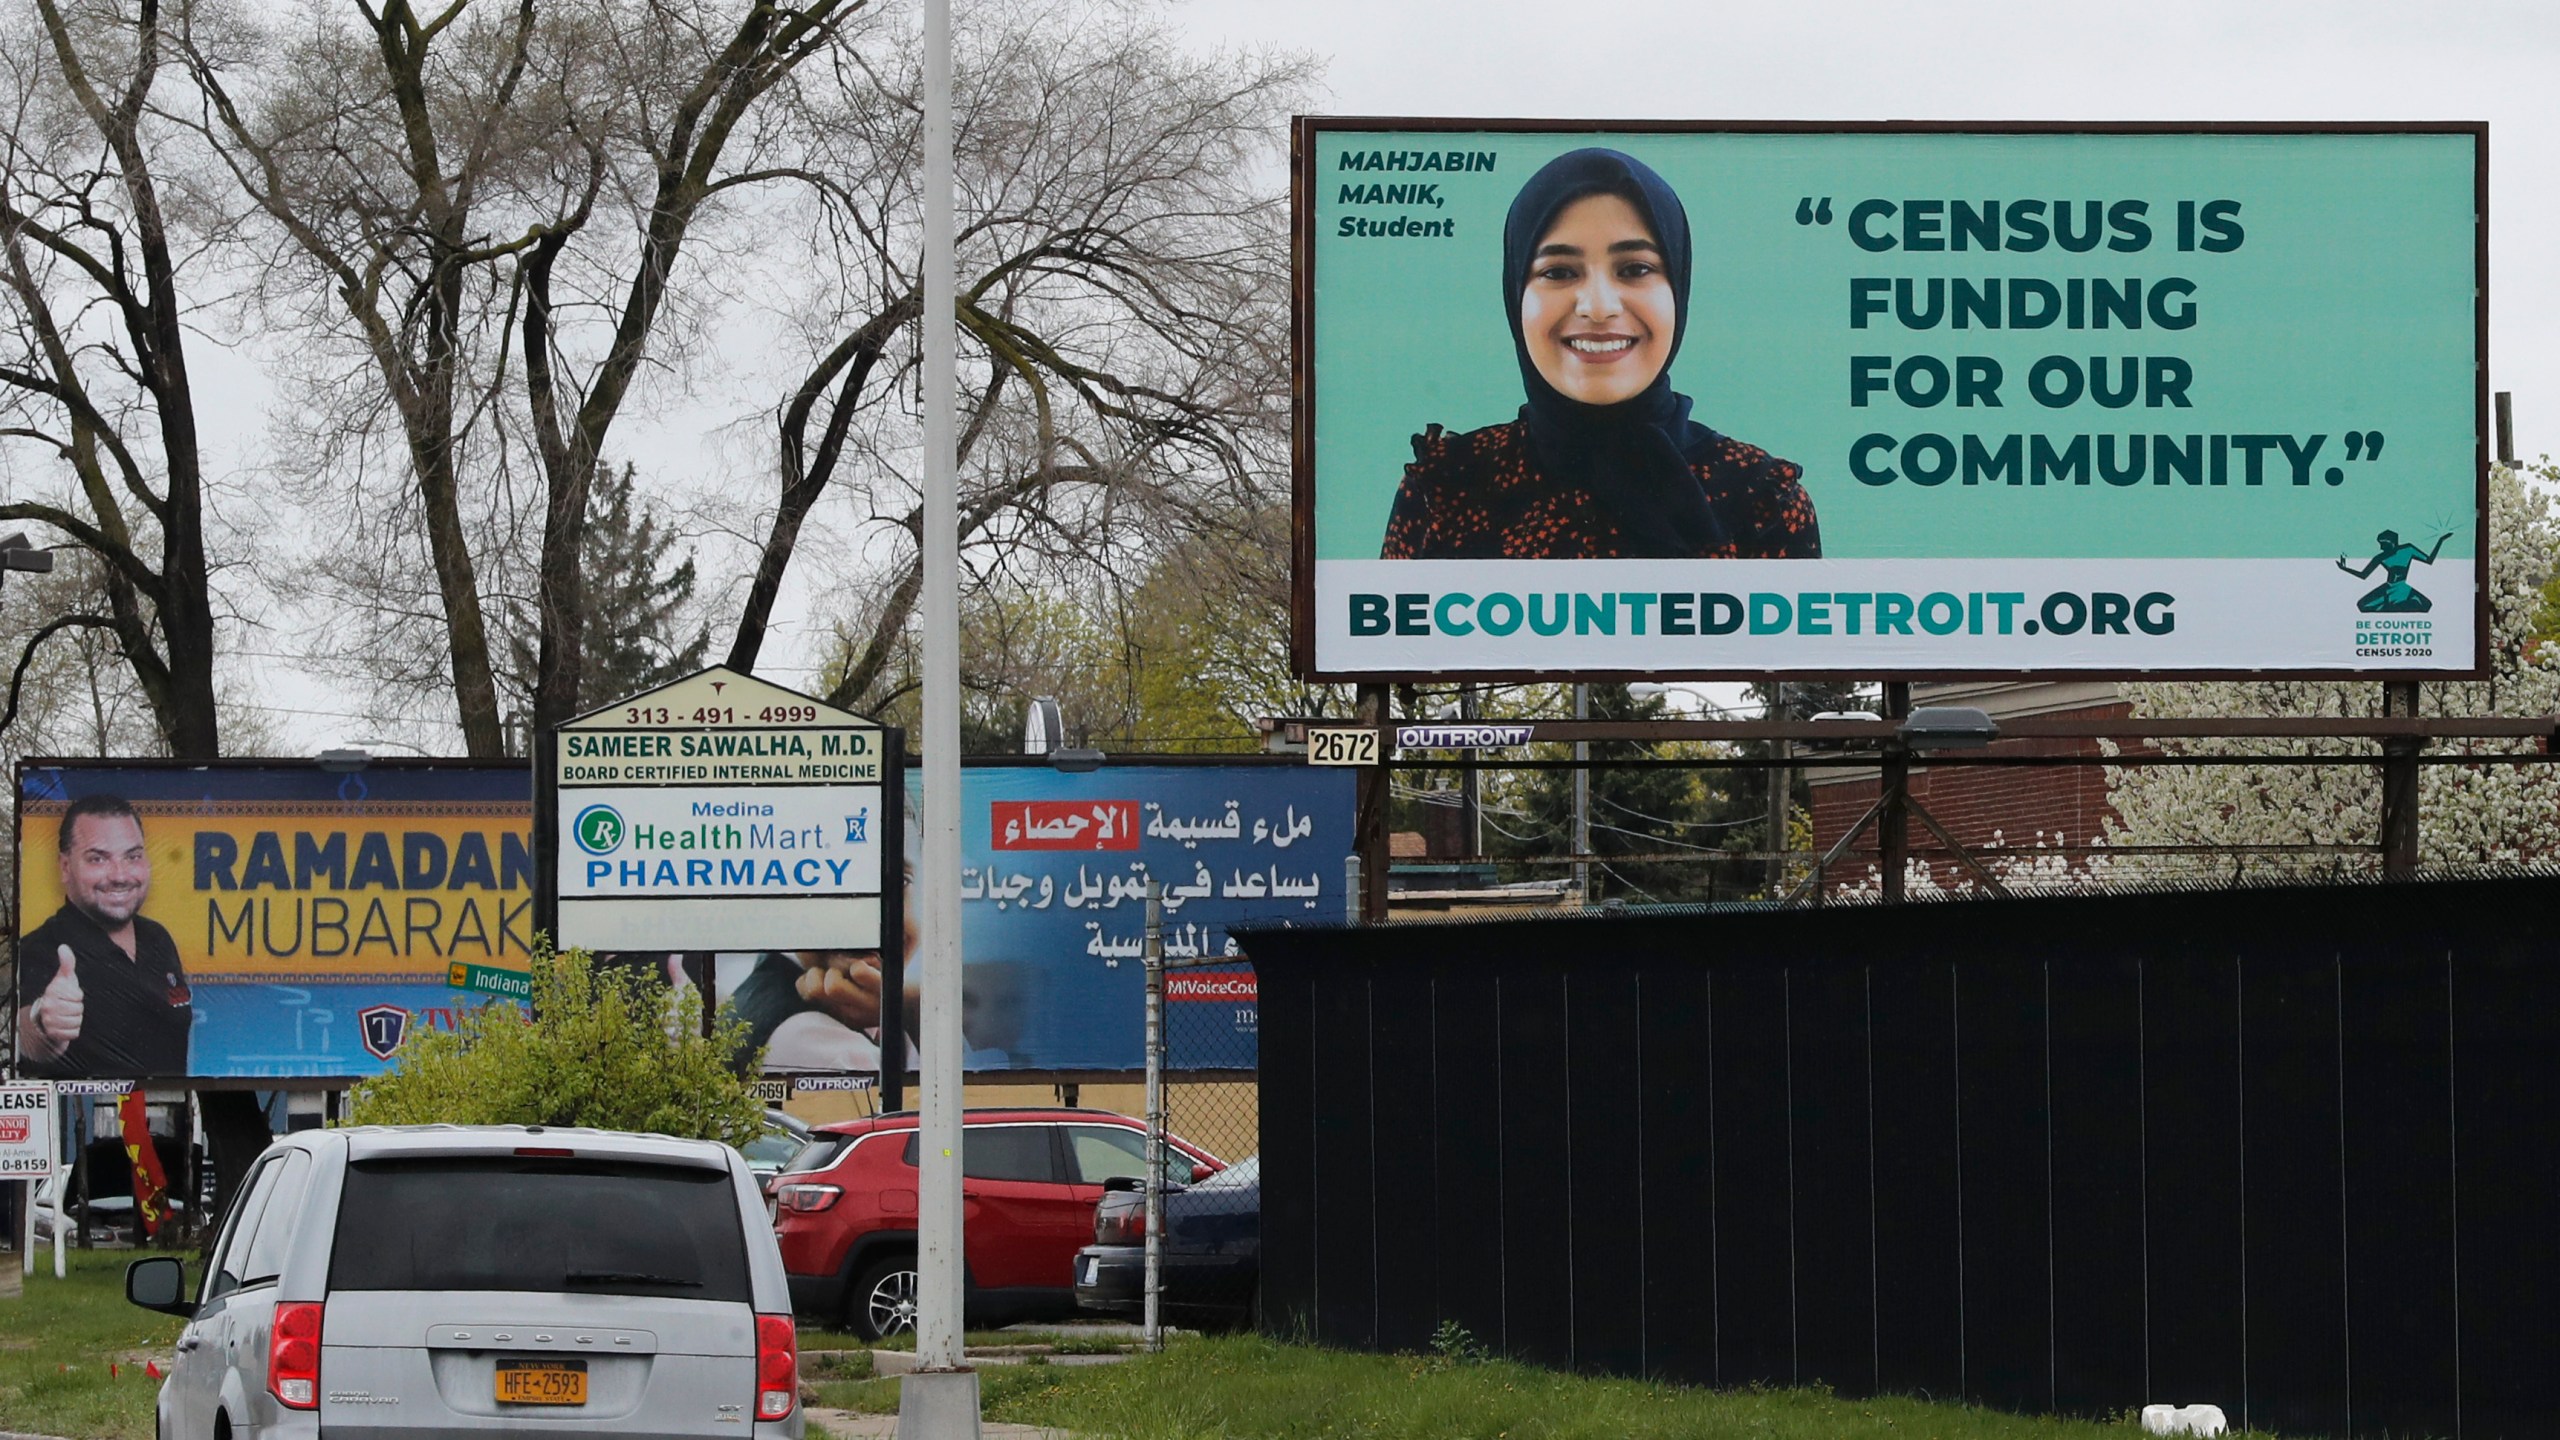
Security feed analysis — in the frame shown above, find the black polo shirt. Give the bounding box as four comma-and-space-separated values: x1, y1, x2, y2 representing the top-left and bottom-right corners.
17, 904, 191, 1079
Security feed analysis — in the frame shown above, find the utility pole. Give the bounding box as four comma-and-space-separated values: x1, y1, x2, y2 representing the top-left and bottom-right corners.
900, 0, 979, 1428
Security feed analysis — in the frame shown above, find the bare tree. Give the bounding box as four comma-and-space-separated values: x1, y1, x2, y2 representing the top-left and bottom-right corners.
515, 0, 861, 729
0, 0, 223, 756
181, 0, 594, 754
183, 0, 864, 744
723, 0, 1311, 716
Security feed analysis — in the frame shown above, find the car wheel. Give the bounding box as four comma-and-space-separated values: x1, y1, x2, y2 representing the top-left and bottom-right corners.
849, 1253, 920, 1342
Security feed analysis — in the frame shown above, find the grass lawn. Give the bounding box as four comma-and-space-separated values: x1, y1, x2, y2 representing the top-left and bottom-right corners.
0, 1250, 185, 1440
817, 1334, 2285, 1439
5, 1256, 2279, 1440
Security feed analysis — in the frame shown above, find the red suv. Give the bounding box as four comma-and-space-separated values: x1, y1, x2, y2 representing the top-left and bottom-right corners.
771, 1108, 1219, 1339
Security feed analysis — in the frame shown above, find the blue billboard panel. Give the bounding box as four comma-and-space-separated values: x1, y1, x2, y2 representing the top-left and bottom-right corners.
942, 764, 1350, 1071
717, 762, 1351, 1075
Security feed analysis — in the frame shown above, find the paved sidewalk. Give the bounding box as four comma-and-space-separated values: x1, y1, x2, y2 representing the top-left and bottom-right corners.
808, 1407, 1072, 1439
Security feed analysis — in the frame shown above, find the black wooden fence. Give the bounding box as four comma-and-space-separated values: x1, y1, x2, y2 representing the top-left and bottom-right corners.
1245, 872, 2560, 1439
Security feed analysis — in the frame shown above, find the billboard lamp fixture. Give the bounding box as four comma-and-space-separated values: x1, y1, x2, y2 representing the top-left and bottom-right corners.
316, 747, 371, 773
1049, 747, 1106, 773
1896, 707, 2000, 750
0, 532, 53, 573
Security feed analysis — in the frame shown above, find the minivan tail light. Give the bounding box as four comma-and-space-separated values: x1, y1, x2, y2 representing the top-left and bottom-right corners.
755, 1313, 797, 1420
270, 1301, 323, 1409
514, 1146, 574, 1157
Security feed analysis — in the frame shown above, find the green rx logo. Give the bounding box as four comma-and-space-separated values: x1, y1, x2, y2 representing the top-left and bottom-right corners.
572, 804, 626, 855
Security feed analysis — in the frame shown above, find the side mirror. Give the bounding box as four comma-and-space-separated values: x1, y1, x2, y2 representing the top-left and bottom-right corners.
125, 1256, 195, 1318
1191, 1163, 1215, 1183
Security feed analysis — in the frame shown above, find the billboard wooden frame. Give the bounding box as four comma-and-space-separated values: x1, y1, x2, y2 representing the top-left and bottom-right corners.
1288, 117, 2493, 684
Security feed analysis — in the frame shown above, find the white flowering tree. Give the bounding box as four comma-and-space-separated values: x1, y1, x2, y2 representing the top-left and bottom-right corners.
1823, 464, 2560, 900
2101, 462, 2560, 883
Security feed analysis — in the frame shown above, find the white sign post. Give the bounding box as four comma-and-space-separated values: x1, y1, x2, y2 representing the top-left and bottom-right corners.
0, 1083, 57, 1281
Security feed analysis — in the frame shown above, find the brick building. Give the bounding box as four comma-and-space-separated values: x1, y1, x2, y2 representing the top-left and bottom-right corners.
1807, 680, 2143, 888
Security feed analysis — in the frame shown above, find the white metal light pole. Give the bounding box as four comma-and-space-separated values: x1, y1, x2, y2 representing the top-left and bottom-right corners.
899, 0, 979, 1429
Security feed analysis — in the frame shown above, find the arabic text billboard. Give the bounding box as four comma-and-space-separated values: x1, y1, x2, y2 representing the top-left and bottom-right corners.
721, 763, 1350, 1074
1294, 122, 2487, 679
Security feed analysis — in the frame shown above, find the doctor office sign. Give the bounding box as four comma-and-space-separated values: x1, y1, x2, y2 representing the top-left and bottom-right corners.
542, 667, 898, 952
1293, 120, 2488, 679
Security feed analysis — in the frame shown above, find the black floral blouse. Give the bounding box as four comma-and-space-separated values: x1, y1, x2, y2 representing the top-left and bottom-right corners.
1381, 420, 1821, 560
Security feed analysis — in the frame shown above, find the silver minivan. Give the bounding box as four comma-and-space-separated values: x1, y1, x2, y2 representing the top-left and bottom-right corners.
126, 1125, 803, 1439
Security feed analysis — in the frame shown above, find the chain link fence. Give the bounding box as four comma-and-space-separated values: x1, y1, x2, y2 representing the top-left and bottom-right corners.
1155, 953, 1259, 1168
1134, 931, 1261, 1346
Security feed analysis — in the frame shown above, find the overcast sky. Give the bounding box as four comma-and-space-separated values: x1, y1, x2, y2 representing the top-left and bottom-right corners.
1184, 0, 2555, 445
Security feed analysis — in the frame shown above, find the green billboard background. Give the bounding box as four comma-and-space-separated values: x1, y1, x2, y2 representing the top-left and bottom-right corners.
1308, 127, 2479, 565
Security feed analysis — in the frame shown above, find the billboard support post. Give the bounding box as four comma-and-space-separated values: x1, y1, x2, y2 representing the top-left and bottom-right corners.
1763, 683, 1789, 895
876, 731, 908, 1110
1572, 684, 1590, 901
1354, 684, 1388, 922
2383, 681, 2424, 879
50, 1102, 65, 1278
1879, 683, 1911, 904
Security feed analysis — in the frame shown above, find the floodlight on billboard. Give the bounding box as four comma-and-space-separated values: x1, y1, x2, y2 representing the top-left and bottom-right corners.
1291, 121, 2487, 680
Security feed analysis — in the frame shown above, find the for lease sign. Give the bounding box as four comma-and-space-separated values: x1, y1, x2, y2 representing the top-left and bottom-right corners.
0, 1083, 57, 1177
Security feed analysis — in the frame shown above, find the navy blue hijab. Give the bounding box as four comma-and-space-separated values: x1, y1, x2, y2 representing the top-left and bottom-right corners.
1504, 148, 1729, 553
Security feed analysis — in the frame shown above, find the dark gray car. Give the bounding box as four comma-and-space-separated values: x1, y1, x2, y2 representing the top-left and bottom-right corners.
126, 1125, 803, 1440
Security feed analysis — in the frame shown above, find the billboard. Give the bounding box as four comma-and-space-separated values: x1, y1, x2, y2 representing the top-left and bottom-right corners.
13, 762, 531, 1081
705, 762, 1353, 1075
15, 758, 1348, 1081
1294, 122, 2487, 679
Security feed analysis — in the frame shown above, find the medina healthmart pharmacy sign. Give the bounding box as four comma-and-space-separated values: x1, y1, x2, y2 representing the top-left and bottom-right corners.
539, 667, 901, 952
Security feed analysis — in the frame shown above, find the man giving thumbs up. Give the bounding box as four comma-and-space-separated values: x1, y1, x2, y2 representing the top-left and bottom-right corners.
15, 793, 191, 1078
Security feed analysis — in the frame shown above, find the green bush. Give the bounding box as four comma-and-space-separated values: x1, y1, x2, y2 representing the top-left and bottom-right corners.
345, 943, 766, 1147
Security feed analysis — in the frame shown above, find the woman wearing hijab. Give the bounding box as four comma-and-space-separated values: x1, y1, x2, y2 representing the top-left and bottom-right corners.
1380, 148, 1820, 561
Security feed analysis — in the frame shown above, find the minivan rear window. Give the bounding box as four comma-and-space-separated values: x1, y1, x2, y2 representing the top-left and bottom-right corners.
329, 1158, 749, 1302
